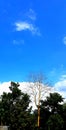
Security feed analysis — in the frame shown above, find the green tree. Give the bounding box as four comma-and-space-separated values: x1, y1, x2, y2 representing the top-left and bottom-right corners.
41, 92, 63, 114
62, 103, 66, 130
40, 92, 64, 130
0, 92, 12, 125
47, 114, 63, 130
0, 81, 34, 130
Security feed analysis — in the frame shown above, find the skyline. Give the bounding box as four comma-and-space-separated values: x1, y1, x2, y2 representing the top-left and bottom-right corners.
0, 0, 66, 88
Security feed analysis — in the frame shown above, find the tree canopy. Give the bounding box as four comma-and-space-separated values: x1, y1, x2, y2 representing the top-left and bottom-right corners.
0, 81, 66, 130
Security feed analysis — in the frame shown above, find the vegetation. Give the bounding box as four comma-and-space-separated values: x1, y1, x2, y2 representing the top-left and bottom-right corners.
0, 81, 66, 130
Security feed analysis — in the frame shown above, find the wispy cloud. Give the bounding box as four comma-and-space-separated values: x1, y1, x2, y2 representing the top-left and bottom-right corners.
13, 39, 24, 45
63, 36, 66, 45
59, 74, 66, 81
49, 68, 56, 77
14, 8, 41, 36
26, 8, 36, 21
15, 21, 40, 35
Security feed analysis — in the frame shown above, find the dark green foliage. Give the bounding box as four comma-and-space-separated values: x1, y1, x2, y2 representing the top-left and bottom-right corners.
0, 82, 66, 130
41, 92, 63, 114
0, 81, 34, 130
40, 93, 64, 130
62, 103, 66, 130
47, 114, 63, 130
40, 103, 50, 130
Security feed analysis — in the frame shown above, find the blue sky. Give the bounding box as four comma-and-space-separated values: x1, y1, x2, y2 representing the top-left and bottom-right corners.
0, 0, 66, 84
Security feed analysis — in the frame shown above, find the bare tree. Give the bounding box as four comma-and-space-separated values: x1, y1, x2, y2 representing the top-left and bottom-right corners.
28, 72, 53, 128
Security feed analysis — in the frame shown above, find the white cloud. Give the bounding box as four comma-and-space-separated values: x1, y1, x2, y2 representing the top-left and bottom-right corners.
0, 82, 11, 95
54, 77, 66, 99
15, 21, 40, 35
63, 36, 66, 45
14, 8, 41, 36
